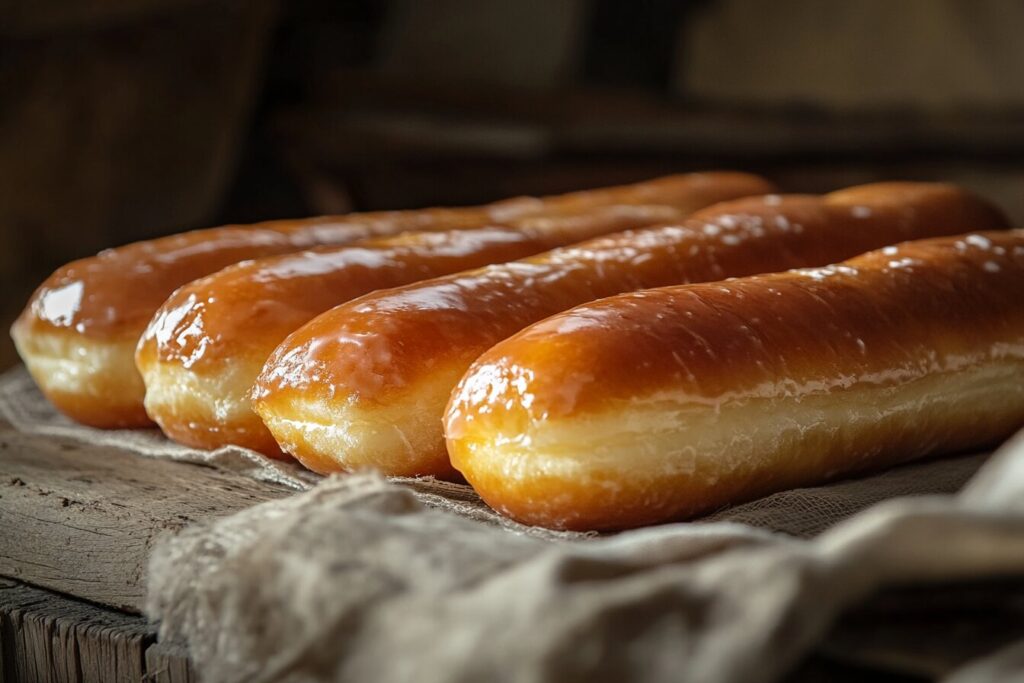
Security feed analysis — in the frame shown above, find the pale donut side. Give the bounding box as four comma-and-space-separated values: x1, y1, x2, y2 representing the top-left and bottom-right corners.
136, 205, 687, 455
446, 230, 1024, 530
14, 171, 770, 428
252, 182, 1008, 477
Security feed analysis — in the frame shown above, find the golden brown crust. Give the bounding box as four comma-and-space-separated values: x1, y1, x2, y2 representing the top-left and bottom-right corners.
447, 231, 1024, 530
12, 217, 482, 428
16, 171, 770, 428
20, 172, 768, 345
137, 205, 688, 454
253, 182, 1009, 476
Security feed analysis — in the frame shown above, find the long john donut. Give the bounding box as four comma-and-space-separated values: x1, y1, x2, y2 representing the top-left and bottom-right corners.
252, 182, 1008, 477
446, 230, 1024, 530
136, 204, 688, 454
12, 171, 768, 428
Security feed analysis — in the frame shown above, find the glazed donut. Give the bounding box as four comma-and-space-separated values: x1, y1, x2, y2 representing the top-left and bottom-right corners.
252, 182, 1008, 477
12, 171, 769, 428
446, 230, 1024, 530
136, 204, 687, 455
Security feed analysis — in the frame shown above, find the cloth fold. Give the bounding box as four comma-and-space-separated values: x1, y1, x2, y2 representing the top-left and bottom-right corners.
147, 434, 1024, 683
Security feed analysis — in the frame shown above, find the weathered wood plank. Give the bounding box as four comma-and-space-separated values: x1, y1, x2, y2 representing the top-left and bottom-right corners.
0, 429, 292, 612
0, 578, 152, 682
0, 578, 198, 683
144, 641, 198, 683
0, 582, 15, 683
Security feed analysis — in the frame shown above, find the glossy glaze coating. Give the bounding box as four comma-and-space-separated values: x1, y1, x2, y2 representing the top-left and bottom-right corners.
136, 204, 686, 453
447, 230, 1024, 530
139, 205, 685, 370
17, 172, 768, 344
253, 182, 1008, 476
484, 171, 773, 223
15, 171, 770, 427
15, 214, 481, 344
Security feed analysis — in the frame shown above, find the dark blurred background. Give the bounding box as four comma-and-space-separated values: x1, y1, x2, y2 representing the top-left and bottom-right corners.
4, 0, 1024, 368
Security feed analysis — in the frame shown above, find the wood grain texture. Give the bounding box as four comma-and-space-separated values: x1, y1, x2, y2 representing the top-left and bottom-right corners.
143, 642, 197, 683
0, 578, 197, 683
0, 577, 150, 682
0, 429, 291, 612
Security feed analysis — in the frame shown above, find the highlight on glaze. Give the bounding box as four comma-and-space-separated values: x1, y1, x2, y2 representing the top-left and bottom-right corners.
446, 231, 1024, 531
135, 204, 690, 454
251, 182, 1009, 477
13, 171, 773, 428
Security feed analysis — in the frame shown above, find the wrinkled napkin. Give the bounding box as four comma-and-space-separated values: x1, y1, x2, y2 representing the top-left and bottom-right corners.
145, 441, 1024, 683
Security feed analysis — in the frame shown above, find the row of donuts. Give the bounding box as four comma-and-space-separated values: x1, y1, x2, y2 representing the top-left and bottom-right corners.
14, 173, 1023, 529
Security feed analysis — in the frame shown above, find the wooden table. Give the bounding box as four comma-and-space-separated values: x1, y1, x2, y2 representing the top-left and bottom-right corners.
0, 423, 292, 682
0, 578, 192, 682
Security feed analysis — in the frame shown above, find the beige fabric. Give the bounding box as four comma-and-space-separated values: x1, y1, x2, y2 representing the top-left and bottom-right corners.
145, 441, 1024, 683
1, 367, 1021, 681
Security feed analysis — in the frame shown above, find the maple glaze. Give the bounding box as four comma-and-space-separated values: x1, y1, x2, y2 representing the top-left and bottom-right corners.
448, 231, 1024, 530
254, 182, 1008, 476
